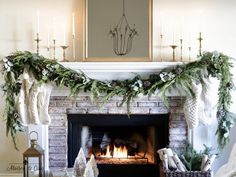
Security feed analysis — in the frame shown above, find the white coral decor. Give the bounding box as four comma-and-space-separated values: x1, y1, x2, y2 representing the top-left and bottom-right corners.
83, 161, 94, 177
73, 148, 87, 177
88, 155, 99, 177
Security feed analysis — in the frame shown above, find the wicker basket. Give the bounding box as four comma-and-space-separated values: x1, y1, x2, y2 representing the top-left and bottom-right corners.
159, 164, 212, 177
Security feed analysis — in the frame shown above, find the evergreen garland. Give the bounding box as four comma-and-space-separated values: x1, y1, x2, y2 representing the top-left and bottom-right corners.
1, 51, 235, 150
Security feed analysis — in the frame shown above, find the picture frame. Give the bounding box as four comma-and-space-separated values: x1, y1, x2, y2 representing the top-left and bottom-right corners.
83, 0, 153, 62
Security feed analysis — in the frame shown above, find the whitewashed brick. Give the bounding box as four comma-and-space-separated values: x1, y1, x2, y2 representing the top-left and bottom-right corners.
76, 101, 95, 107
138, 102, 157, 107
57, 101, 75, 107
49, 146, 67, 154
49, 107, 67, 114
130, 107, 150, 114
149, 106, 169, 114
87, 107, 108, 114
50, 119, 66, 127
66, 108, 87, 114
49, 127, 67, 134
108, 107, 128, 114
49, 134, 66, 141
116, 101, 138, 107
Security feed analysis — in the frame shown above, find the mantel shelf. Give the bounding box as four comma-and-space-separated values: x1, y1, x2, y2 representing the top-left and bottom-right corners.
60, 61, 186, 73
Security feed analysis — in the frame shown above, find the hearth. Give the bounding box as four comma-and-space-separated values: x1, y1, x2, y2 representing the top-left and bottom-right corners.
67, 114, 169, 177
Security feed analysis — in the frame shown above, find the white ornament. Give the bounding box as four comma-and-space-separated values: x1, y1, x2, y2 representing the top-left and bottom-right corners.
37, 83, 53, 125
88, 155, 99, 177
184, 83, 202, 129
73, 148, 87, 177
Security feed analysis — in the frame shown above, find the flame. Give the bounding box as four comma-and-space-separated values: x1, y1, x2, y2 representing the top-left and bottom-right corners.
113, 145, 128, 158
103, 145, 128, 158
105, 145, 112, 157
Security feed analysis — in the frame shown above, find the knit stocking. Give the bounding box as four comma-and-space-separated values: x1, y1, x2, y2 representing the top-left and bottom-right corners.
16, 71, 33, 125
28, 82, 40, 124
37, 83, 53, 125
184, 83, 202, 129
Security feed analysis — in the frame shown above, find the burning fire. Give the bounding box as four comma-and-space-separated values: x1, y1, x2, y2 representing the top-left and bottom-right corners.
103, 145, 128, 158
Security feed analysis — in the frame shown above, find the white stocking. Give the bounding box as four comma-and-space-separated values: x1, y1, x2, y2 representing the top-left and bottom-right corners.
184, 83, 202, 129
28, 82, 40, 124
16, 71, 33, 125
37, 83, 53, 125
199, 77, 219, 125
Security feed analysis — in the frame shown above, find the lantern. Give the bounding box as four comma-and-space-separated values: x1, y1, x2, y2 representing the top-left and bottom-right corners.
23, 131, 45, 177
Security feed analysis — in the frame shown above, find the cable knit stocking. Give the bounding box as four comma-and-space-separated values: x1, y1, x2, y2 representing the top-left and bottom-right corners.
184, 83, 202, 129
28, 82, 41, 124
16, 71, 33, 125
37, 83, 53, 125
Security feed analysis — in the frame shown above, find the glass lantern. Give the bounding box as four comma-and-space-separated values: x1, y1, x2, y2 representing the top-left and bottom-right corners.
23, 131, 45, 177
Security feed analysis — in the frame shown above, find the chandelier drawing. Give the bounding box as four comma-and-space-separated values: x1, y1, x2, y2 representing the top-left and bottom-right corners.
109, 0, 138, 56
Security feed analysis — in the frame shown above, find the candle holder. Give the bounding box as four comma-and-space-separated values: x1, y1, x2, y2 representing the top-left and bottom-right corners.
180, 39, 183, 62
188, 46, 192, 62
47, 46, 50, 59
160, 34, 163, 62
53, 39, 56, 60
61, 45, 69, 62
197, 32, 203, 56
72, 34, 76, 61
35, 33, 41, 55
170, 45, 178, 62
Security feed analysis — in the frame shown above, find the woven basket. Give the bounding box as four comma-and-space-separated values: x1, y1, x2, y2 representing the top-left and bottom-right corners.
159, 164, 212, 177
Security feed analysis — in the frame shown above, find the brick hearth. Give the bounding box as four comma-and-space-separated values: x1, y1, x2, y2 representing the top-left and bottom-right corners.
48, 95, 187, 173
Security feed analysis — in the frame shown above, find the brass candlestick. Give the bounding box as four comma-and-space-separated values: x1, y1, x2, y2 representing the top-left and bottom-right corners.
53, 39, 56, 60
188, 46, 192, 62
160, 34, 163, 62
47, 46, 50, 59
197, 32, 203, 56
180, 39, 183, 62
61, 45, 69, 62
35, 33, 41, 55
170, 45, 178, 62
72, 34, 76, 61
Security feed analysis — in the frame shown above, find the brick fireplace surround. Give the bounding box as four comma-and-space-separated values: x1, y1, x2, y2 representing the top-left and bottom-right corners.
48, 95, 187, 174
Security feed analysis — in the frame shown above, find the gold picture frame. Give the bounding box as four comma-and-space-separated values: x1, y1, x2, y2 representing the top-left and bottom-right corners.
83, 0, 153, 62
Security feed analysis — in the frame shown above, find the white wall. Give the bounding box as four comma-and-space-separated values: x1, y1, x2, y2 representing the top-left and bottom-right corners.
0, 0, 236, 174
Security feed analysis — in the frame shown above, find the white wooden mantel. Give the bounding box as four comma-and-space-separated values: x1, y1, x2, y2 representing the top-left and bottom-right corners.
60, 62, 183, 80
51, 61, 184, 96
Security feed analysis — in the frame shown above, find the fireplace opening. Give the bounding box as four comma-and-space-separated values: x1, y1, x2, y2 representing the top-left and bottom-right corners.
84, 125, 156, 164
68, 114, 169, 177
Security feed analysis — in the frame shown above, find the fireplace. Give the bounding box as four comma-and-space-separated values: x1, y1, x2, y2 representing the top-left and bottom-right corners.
48, 95, 187, 176
68, 114, 169, 177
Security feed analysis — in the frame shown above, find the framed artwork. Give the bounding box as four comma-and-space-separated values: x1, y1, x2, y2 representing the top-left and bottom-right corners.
83, 0, 153, 62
